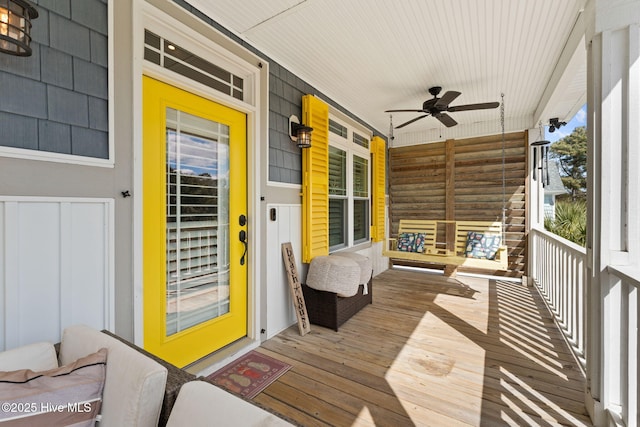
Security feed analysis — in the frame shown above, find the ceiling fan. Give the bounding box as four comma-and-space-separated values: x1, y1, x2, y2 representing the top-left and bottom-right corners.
385, 86, 500, 129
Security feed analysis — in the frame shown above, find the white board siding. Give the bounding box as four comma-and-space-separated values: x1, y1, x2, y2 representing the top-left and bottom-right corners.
265, 204, 301, 339
0, 197, 114, 351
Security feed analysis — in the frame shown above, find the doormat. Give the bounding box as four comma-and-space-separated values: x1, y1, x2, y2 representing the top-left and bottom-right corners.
206, 350, 292, 399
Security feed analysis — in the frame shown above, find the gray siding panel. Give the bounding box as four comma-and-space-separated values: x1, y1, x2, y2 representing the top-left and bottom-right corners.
38, 121, 72, 154
88, 97, 109, 132
71, 127, 108, 158
0, 74, 47, 119
90, 32, 108, 67
30, 8, 50, 45
40, 47, 73, 89
49, 14, 91, 61
0, 45, 41, 80
73, 58, 108, 99
268, 67, 305, 185
71, 0, 108, 35
47, 86, 89, 127
0, 112, 38, 149
37, 0, 71, 19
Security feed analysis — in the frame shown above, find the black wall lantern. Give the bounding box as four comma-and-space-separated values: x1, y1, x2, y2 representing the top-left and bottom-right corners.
289, 115, 313, 148
0, 0, 38, 57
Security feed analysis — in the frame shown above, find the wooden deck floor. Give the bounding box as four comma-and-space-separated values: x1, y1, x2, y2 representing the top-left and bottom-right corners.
254, 268, 592, 427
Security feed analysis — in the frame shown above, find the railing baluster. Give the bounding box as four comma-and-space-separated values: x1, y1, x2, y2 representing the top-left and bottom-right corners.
532, 227, 640, 426
529, 227, 587, 367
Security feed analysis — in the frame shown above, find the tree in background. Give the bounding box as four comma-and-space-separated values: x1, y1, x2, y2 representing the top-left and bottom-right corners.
544, 199, 587, 246
550, 126, 587, 200
545, 125, 588, 245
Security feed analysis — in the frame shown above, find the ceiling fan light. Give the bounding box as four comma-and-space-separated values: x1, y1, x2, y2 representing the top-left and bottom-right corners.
385, 86, 499, 129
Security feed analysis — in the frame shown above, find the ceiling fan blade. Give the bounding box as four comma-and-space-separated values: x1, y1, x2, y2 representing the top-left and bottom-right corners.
435, 113, 458, 127
448, 101, 500, 112
434, 91, 461, 108
396, 115, 429, 129
384, 109, 426, 113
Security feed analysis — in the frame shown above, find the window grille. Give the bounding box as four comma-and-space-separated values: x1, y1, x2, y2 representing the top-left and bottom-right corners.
144, 30, 243, 101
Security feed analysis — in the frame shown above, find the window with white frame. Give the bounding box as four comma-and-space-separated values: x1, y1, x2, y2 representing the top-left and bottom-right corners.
328, 118, 371, 251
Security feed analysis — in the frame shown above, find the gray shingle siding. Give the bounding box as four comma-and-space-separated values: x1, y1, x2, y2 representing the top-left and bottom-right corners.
36, 0, 71, 19
40, 46, 73, 89
0, 112, 38, 149
269, 65, 306, 185
0, 73, 47, 118
71, 0, 108, 35
0, 1, 108, 159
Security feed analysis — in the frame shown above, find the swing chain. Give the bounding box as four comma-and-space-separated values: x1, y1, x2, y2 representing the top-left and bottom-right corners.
501, 93, 506, 234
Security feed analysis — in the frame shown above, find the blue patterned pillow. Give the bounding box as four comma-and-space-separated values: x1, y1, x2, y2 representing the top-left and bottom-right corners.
464, 232, 501, 260
397, 232, 425, 253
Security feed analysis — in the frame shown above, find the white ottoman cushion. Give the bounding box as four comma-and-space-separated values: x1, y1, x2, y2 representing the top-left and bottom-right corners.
306, 255, 360, 297
331, 252, 372, 284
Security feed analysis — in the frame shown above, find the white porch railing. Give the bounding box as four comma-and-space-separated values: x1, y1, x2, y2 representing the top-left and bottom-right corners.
529, 226, 587, 367
530, 226, 640, 427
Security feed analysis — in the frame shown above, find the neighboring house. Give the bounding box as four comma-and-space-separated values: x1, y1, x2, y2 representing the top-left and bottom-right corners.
544, 160, 569, 220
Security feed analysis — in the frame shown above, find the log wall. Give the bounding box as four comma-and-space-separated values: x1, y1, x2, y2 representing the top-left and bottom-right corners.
388, 131, 528, 276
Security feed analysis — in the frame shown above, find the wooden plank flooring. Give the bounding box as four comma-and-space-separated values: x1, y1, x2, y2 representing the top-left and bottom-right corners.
254, 268, 592, 427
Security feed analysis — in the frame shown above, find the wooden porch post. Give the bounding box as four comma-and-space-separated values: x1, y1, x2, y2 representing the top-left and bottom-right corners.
585, 0, 640, 424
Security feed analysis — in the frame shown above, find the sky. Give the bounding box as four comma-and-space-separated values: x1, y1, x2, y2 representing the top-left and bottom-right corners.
546, 104, 587, 144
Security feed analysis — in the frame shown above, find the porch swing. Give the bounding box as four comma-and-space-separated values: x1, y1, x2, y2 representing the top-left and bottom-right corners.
383, 95, 509, 274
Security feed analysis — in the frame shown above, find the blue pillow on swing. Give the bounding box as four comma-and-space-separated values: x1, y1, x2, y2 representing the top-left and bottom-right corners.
464, 232, 501, 260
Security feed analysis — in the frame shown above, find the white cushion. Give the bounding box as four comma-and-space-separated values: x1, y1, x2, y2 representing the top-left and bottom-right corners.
0, 341, 58, 371
306, 255, 360, 297
167, 381, 293, 427
331, 252, 372, 284
59, 325, 168, 427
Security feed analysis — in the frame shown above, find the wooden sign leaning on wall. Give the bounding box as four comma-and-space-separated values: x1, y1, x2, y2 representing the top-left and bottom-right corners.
281, 242, 311, 336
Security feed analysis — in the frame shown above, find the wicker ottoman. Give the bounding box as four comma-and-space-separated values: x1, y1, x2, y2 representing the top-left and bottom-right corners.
304, 255, 373, 331
302, 278, 373, 331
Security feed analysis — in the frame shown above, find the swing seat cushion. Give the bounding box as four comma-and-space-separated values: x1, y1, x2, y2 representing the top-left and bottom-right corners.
464, 232, 501, 260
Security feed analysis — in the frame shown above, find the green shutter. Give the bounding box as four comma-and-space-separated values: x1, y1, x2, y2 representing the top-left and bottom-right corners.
371, 136, 386, 242
302, 95, 330, 262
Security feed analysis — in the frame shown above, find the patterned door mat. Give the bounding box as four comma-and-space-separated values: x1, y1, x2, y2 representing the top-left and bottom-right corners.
206, 350, 292, 399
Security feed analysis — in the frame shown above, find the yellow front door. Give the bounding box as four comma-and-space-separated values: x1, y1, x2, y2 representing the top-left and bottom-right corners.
143, 76, 247, 367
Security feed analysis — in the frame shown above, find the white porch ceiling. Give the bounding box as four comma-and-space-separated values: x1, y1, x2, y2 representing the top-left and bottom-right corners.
187, 0, 587, 145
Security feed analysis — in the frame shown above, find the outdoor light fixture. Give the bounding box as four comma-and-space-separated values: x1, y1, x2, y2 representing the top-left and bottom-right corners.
548, 117, 566, 133
0, 0, 38, 56
289, 115, 313, 148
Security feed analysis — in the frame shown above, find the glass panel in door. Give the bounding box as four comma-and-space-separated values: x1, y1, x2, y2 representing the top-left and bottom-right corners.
165, 109, 230, 335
